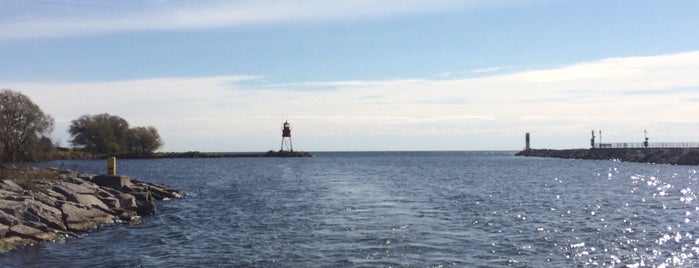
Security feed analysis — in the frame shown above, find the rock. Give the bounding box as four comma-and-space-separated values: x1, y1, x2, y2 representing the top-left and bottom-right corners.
71, 194, 112, 212
116, 210, 141, 225
60, 203, 114, 231
23, 199, 66, 231
0, 224, 9, 240
52, 180, 96, 196
8, 224, 56, 241
117, 193, 137, 209
0, 180, 23, 192
99, 196, 121, 210
0, 236, 34, 253
135, 200, 156, 216
0, 189, 23, 201
146, 184, 183, 200
0, 210, 20, 227
40, 189, 68, 204
0, 199, 26, 219
130, 191, 156, 216
0, 168, 184, 252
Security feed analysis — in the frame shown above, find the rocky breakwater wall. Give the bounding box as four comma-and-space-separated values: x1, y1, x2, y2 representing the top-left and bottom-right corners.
0, 168, 183, 252
516, 148, 699, 165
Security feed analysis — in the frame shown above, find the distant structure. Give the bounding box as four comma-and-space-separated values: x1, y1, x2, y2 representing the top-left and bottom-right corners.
525, 132, 531, 150
592, 130, 613, 148
280, 120, 293, 152
644, 130, 649, 148
590, 129, 699, 149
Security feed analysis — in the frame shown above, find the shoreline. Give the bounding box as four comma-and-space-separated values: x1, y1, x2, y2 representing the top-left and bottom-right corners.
516, 148, 699, 166
52, 150, 312, 160
119, 150, 312, 159
0, 168, 184, 253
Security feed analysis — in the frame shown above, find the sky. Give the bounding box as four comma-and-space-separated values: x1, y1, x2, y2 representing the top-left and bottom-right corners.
1, 0, 699, 152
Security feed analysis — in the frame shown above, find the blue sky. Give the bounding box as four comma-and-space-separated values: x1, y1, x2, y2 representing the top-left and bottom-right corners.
2, 0, 699, 151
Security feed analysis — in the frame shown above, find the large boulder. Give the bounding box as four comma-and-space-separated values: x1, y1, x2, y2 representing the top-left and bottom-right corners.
52, 180, 96, 196
0, 210, 20, 229
117, 193, 137, 209
60, 203, 114, 231
0, 179, 24, 192
23, 199, 66, 231
71, 194, 111, 212
8, 224, 56, 241
0, 199, 26, 220
131, 191, 156, 216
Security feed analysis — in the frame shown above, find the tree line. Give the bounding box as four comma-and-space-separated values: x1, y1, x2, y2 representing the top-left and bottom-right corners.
1, 89, 163, 163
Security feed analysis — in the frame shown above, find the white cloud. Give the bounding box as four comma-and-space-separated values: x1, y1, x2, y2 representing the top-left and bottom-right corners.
3, 50, 699, 151
470, 66, 507, 74
0, 0, 496, 40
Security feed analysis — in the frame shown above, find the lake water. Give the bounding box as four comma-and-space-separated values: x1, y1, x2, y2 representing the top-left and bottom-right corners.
2, 152, 699, 267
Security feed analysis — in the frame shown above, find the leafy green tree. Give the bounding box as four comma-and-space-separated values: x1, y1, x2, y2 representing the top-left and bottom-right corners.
69, 113, 130, 154
0, 89, 55, 163
127, 126, 163, 154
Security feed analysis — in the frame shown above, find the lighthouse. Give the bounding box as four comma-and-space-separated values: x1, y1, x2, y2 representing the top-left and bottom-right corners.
280, 120, 293, 152
525, 132, 530, 150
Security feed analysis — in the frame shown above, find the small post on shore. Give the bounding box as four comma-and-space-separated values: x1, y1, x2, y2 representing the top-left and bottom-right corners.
94, 157, 131, 189
107, 157, 117, 175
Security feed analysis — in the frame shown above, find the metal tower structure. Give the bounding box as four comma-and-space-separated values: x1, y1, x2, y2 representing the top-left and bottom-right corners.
280, 120, 293, 152
643, 130, 649, 148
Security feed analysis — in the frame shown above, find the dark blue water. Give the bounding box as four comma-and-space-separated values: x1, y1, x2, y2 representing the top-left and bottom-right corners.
2, 152, 699, 267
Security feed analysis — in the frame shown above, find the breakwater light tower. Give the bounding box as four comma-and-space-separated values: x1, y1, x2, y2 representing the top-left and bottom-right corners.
525, 132, 531, 150
644, 130, 649, 148
281, 120, 293, 152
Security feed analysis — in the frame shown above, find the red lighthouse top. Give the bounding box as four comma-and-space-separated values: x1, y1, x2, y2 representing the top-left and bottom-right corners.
282, 121, 291, 137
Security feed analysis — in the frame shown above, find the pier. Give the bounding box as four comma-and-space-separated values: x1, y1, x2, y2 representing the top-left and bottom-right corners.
517, 131, 699, 165
516, 148, 699, 165
594, 142, 699, 149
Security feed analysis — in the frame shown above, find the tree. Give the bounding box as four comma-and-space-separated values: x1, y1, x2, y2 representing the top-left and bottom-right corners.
69, 113, 130, 154
0, 89, 54, 163
127, 126, 163, 154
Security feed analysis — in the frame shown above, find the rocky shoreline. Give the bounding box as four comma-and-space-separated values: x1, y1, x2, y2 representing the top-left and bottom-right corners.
516, 148, 699, 165
0, 168, 184, 253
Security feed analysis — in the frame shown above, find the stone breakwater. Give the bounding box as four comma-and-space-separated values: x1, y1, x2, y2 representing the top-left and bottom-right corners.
0, 168, 183, 253
516, 148, 699, 166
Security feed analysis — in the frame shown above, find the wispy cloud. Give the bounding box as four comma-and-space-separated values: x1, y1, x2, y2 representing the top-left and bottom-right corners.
0, 0, 496, 40
4, 50, 699, 150
470, 66, 508, 74
620, 86, 699, 96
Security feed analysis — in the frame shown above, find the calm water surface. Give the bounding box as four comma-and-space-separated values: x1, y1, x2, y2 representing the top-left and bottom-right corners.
2, 152, 699, 267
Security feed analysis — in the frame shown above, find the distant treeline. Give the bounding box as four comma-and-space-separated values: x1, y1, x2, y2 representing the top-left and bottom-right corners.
0, 89, 163, 164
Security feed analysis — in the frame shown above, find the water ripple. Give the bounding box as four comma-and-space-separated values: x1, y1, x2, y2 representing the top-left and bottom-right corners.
4, 153, 699, 267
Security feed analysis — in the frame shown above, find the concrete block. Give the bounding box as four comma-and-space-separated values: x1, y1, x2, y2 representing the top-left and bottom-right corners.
93, 175, 131, 189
